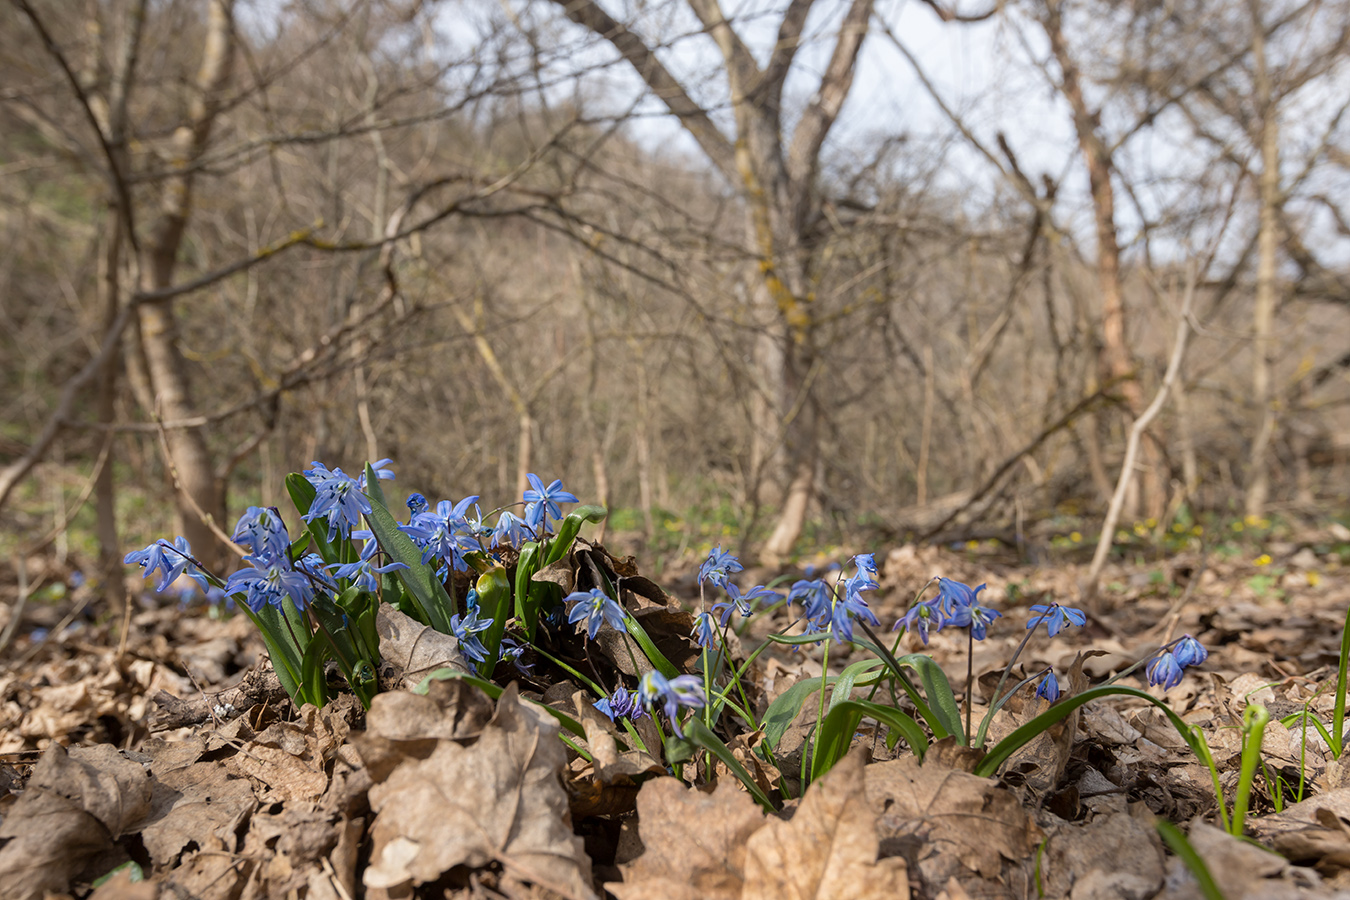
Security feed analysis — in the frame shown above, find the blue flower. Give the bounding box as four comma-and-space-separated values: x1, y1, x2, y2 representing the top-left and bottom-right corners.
595, 686, 646, 722
947, 595, 1002, 640
328, 556, 408, 592
824, 578, 881, 643
897, 599, 943, 645
406, 492, 428, 518
638, 671, 705, 737
522, 474, 578, 529
125, 537, 211, 593
564, 588, 628, 640
698, 546, 744, 588
935, 578, 983, 617
303, 461, 371, 540
1147, 651, 1184, 689
1036, 670, 1060, 701
231, 507, 291, 563
491, 511, 529, 549
691, 612, 719, 648
359, 458, 396, 486
498, 638, 533, 674
225, 556, 317, 613
450, 606, 493, 666
404, 497, 480, 570
787, 578, 831, 621
852, 553, 879, 589
1173, 634, 1208, 668
1027, 603, 1087, 638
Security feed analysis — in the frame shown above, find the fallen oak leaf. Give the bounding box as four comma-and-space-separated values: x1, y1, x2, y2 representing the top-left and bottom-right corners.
607, 776, 767, 900
742, 751, 909, 900
363, 682, 596, 900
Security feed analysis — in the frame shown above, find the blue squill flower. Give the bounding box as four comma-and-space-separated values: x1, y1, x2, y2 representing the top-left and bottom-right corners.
638, 671, 705, 737
522, 474, 578, 529
691, 612, 718, 648
787, 578, 831, 622
450, 606, 493, 666
698, 546, 744, 588
1147, 651, 1184, 689
595, 685, 646, 722
406, 492, 428, 518
896, 598, 943, 645
226, 556, 316, 613
491, 511, 529, 548
303, 461, 370, 540
1173, 635, 1208, 668
564, 588, 627, 639
935, 577, 983, 617
852, 553, 879, 589
948, 595, 1002, 640
1036, 670, 1060, 701
404, 497, 480, 570
125, 537, 212, 593
231, 506, 290, 562
1027, 603, 1087, 637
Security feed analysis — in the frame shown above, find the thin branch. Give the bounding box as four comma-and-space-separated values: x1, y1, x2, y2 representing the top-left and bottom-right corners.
1083, 266, 1200, 601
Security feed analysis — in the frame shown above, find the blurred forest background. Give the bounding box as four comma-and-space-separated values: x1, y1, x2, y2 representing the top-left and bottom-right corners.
2, 0, 1349, 607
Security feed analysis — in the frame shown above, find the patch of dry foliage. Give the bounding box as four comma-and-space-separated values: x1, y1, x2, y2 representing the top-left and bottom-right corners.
2, 534, 1350, 900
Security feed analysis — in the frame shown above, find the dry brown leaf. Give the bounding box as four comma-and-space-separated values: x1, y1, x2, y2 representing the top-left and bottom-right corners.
354, 678, 496, 783
608, 776, 766, 900
364, 682, 596, 900
139, 760, 257, 864
865, 753, 1038, 894
225, 706, 338, 804
1155, 821, 1321, 900
743, 752, 908, 900
1039, 812, 1164, 900
0, 743, 154, 900
0, 789, 110, 900
376, 605, 470, 685
574, 692, 664, 784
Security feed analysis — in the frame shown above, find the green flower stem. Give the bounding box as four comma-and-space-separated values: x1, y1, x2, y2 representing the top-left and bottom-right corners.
812, 640, 831, 785
1334, 602, 1350, 757
1231, 703, 1270, 836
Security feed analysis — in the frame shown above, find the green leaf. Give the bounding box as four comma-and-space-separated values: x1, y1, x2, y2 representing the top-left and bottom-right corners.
812, 699, 928, 781
363, 464, 455, 634
285, 473, 340, 565
543, 505, 607, 566
976, 685, 1208, 778
299, 635, 331, 708
238, 601, 304, 706
91, 861, 144, 888
767, 631, 834, 646
412, 668, 585, 738
762, 676, 832, 750
827, 659, 887, 717
896, 653, 964, 744
475, 565, 512, 681
623, 611, 680, 679
514, 541, 543, 638
683, 718, 775, 812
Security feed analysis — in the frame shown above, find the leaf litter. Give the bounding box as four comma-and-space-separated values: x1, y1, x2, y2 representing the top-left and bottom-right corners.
1, 534, 1349, 899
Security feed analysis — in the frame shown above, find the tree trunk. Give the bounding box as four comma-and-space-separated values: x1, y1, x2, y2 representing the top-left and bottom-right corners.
135, 0, 235, 569
1245, 0, 1281, 519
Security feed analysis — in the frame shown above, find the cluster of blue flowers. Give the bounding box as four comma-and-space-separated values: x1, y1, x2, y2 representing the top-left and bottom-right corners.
897, 577, 1012, 645
1146, 634, 1208, 690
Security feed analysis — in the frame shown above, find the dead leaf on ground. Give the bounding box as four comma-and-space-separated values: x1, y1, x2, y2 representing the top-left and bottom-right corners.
1039, 811, 1164, 900
376, 605, 469, 685
865, 752, 1039, 896
742, 751, 909, 900
608, 776, 766, 900
363, 682, 596, 900
0, 743, 152, 900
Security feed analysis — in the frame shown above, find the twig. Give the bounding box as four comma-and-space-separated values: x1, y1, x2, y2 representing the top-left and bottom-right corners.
1083, 266, 1200, 602
917, 381, 1126, 542
0, 556, 31, 659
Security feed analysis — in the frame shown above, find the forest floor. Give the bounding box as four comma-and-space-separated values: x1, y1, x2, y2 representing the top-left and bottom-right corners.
3, 520, 1350, 900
